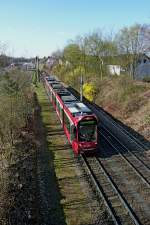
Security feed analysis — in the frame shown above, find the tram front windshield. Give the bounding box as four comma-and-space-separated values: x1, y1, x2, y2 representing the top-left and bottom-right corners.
78, 120, 96, 142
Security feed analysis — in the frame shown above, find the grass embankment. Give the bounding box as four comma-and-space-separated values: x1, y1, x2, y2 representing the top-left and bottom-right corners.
35, 84, 95, 225
0, 70, 38, 224
95, 76, 150, 141
0, 131, 38, 225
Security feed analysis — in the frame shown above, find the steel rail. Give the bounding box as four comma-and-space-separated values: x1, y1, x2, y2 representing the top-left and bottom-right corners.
80, 154, 120, 225
101, 125, 150, 171
98, 130, 150, 188
95, 157, 141, 225
92, 103, 149, 151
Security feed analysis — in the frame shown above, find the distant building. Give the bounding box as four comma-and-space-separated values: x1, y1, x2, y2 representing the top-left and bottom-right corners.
107, 65, 121, 75
22, 62, 35, 70
135, 54, 150, 80
107, 54, 150, 80
46, 56, 57, 69
10, 62, 23, 69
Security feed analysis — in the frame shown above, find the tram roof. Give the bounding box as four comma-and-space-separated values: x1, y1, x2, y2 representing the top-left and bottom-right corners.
46, 75, 93, 117
47, 81, 59, 84
46, 76, 56, 81
67, 102, 92, 117
57, 90, 71, 96
51, 83, 62, 89
61, 95, 77, 102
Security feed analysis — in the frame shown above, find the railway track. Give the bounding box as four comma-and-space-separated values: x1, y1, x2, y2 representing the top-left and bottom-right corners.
99, 126, 150, 187
68, 89, 150, 168
67, 87, 150, 224
99, 131, 150, 222
81, 154, 141, 225
69, 86, 149, 143
89, 102, 150, 153
94, 104, 149, 148
68, 87, 150, 152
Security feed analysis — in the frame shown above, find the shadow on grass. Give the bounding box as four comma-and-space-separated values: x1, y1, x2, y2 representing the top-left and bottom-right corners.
47, 129, 65, 136
34, 93, 67, 225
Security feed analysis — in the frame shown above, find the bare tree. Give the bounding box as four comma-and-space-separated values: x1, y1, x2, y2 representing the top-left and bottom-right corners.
116, 23, 150, 79
81, 30, 117, 80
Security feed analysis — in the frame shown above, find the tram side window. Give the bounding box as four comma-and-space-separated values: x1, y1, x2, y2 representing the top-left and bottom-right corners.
52, 93, 54, 102
56, 99, 59, 110
70, 125, 76, 141
60, 106, 63, 120
59, 105, 61, 115
49, 90, 52, 99
48, 90, 51, 97
64, 113, 70, 132
59, 105, 62, 119
57, 101, 59, 110
48, 91, 50, 97
52, 93, 56, 105
56, 101, 61, 115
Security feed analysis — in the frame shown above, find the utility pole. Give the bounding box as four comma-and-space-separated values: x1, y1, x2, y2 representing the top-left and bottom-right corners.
35, 56, 39, 82
80, 74, 83, 102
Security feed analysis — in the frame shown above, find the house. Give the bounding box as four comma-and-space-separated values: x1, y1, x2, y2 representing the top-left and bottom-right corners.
22, 62, 36, 70
135, 54, 150, 80
106, 54, 150, 80
46, 56, 57, 69
107, 65, 121, 75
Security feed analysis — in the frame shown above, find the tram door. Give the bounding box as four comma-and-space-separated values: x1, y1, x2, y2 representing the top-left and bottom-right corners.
71, 124, 79, 154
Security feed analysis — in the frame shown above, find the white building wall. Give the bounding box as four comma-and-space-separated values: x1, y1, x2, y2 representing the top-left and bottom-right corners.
107, 65, 121, 75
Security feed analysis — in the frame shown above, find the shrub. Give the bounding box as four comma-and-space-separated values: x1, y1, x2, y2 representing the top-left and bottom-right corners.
83, 82, 97, 102
0, 70, 33, 147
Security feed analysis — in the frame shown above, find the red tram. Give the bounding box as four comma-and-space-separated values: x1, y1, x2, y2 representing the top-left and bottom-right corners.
44, 75, 97, 155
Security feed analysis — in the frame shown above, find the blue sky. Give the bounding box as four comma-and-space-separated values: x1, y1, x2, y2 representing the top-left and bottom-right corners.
0, 0, 149, 57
